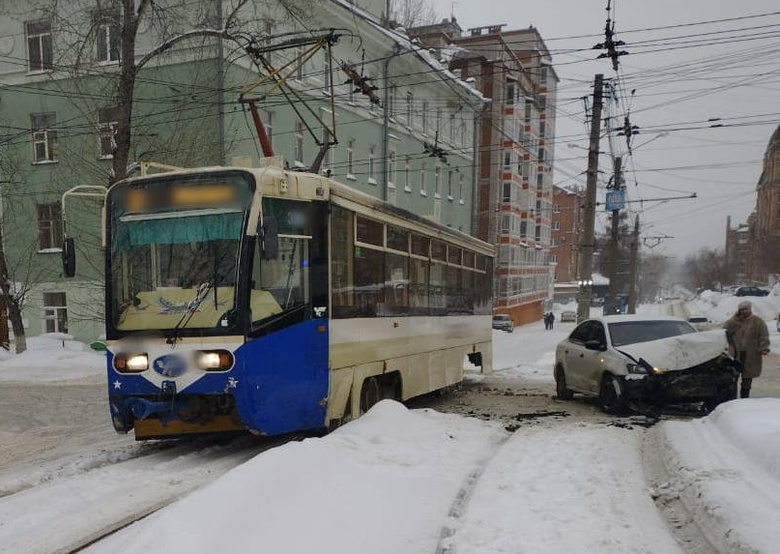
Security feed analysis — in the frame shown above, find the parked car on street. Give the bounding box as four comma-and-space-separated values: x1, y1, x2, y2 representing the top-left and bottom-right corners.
492, 314, 514, 333
735, 286, 769, 297
687, 315, 711, 331
554, 315, 739, 414
560, 310, 577, 322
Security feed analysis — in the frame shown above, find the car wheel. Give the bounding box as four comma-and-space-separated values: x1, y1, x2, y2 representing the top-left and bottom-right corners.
554, 365, 574, 400
599, 373, 627, 414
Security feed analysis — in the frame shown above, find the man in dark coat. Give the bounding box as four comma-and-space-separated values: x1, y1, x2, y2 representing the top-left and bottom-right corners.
724, 300, 770, 398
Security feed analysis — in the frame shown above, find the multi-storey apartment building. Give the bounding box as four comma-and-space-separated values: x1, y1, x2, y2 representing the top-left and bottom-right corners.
0, 0, 483, 342
411, 21, 558, 325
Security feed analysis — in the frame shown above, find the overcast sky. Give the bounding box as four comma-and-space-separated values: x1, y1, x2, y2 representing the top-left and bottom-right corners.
428, 0, 780, 260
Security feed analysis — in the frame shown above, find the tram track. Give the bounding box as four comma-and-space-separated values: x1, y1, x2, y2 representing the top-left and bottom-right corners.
0, 434, 293, 554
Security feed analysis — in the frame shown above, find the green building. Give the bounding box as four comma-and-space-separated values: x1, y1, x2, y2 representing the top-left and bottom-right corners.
0, 0, 484, 343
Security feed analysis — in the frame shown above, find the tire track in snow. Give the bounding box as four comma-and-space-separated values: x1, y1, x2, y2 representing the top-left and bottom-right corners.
435, 432, 512, 554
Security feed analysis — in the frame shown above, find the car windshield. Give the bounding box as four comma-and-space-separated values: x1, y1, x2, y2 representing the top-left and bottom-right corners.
494, 315, 510, 321
608, 320, 697, 347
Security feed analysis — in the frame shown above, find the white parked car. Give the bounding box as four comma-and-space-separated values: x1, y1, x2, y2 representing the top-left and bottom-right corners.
560, 310, 577, 322
687, 315, 710, 331
554, 315, 739, 414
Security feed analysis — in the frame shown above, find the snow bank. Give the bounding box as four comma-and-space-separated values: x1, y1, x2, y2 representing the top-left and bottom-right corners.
660, 399, 780, 553
90, 401, 507, 554
0, 334, 105, 383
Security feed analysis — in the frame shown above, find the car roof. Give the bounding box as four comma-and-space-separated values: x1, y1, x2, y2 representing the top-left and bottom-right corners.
587, 314, 687, 324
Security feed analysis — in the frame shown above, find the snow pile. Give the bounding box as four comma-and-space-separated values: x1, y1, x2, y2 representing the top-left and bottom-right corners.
660, 399, 780, 553
90, 401, 508, 554
0, 333, 105, 383
693, 290, 780, 324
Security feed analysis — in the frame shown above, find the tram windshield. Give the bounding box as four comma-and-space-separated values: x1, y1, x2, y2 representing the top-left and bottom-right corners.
108, 173, 251, 332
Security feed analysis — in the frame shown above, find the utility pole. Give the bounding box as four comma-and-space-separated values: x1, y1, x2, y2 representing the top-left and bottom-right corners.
627, 214, 639, 313
576, 74, 604, 323
605, 156, 622, 315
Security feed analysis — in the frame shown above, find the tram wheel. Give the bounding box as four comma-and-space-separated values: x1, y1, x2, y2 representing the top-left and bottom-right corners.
360, 376, 382, 414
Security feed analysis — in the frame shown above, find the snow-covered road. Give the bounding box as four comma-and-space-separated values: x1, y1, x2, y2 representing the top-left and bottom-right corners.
1, 294, 780, 553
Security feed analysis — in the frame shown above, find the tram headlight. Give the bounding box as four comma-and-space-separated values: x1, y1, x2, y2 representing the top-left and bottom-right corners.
114, 353, 148, 373
195, 350, 233, 371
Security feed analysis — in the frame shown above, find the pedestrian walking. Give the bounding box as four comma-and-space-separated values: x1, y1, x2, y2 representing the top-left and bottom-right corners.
724, 300, 770, 398
548, 311, 555, 330
543, 312, 551, 330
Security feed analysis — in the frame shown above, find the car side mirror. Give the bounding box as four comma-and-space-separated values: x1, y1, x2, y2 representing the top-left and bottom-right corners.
585, 339, 605, 351
259, 216, 279, 260
62, 237, 76, 277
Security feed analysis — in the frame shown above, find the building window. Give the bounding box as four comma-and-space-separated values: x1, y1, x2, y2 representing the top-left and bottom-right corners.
422, 101, 428, 133
420, 163, 427, 195
404, 156, 411, 192
295, 46, 304, 80
26, 19, 53, 72
459, 173, 464, 202
37, 202, 63, 250
262, 110, 274, 149
552, 221, 561, 230
387, 85, 397, 120
503, 150, 511, 169
502, 182, 511, 202
346, 139, 355, 179
31, 113, 57, 163
525, 99, 533, 123
447, 170, 453, 199
406, 92, 413, 127
388, 149, 397, 186
434, 162, 441, 197
43, 292, 68, 333
322, 50, 331, 92
506, 81, 515, 105
97, 106, 121, 159
294, 120, 304, 166
368, 145, 376, 184
553, 203, 561, 213
95, 9, 120, 64
540, 66, 548, 84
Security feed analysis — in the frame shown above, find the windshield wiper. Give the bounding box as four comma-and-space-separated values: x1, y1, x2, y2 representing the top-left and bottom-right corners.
166, 280, 213, 346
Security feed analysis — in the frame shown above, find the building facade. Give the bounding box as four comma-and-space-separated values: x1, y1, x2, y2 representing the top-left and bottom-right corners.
411, 21, 558, 325
0, 0, 483, 342
725, 124, 780, 284
550, 184, 583, 284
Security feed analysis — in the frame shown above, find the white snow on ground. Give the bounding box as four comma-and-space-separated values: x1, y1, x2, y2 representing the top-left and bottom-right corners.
2, 292, 780, 553
0, 333, 104, 383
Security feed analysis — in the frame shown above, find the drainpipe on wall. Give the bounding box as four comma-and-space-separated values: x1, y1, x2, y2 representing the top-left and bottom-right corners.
382, 43, 402, 202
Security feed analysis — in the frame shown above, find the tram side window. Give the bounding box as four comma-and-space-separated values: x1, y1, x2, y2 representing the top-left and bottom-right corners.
409, 256, 429, 314
331, 206, 356, 317
354, 246, 383, 316
384, 251, 409, 316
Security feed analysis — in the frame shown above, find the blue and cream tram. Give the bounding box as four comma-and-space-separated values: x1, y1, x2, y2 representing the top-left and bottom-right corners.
89, 163, 492, 439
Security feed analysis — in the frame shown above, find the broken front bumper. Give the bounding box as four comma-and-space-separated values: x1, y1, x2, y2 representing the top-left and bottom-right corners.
623, 355, 740, 408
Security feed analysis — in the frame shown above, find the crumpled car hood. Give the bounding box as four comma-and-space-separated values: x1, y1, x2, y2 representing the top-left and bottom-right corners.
616, 329, 728, 371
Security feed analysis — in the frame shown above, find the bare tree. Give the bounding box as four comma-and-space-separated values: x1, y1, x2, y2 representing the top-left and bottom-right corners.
0, 0, 316, 351
389, 0, 439, 29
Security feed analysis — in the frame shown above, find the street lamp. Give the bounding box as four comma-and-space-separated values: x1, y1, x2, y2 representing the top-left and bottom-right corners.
577, 277, 593, 323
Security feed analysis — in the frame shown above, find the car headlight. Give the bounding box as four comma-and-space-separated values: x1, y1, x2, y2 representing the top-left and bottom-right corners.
626, 362, 648, 375
114, 353, 148, 373
195, 350, 234, 371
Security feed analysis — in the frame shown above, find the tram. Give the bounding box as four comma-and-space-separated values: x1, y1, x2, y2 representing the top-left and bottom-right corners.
66, 162, 493, 439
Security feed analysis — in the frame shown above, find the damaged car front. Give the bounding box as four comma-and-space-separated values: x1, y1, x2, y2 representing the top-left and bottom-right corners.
615, 330, 740, 413
554, 316, 740, 415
